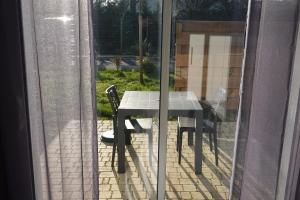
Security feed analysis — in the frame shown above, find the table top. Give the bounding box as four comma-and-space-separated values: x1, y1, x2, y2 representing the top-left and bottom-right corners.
118, 91, 202, 116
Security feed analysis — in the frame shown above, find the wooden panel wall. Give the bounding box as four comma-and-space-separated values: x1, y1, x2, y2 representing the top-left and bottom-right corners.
174, 21, 245, 116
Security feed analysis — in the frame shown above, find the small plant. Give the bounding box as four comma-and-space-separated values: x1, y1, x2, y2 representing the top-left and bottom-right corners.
112, 56, 121, 71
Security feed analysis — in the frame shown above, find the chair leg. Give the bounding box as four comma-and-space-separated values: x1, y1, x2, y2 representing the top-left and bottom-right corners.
213, 131, 218, 166
178, 130, 183, 164
125, 131, 131, 145
209, 132, 213, 151
111, 139, 117, 167
148, 129, 153, 165
188, 131, 193, 146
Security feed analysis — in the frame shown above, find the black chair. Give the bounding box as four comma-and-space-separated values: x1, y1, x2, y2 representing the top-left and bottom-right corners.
176, 101, 219, 166
104, 85, 153, 167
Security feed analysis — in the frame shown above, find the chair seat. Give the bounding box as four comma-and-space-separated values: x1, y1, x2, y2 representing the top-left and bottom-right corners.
178, 117, 195, 128
203, 119, 214, 129
101, 129, 115, 143
125, 118, 152, 132
178, 117, 214, 131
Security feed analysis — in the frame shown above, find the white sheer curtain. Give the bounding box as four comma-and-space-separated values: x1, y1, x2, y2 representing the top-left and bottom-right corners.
21, 0, 99, 199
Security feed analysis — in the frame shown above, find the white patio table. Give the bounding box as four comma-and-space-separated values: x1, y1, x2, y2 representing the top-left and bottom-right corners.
117, 91, 203, 174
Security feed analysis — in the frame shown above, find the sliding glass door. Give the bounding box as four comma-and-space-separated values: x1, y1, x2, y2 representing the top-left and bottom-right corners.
159, 0, 249, 199
93, 0, 163, 198
92, 0, 249, 198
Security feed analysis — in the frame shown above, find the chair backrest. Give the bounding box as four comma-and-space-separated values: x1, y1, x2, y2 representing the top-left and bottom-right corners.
214, 88, 227, 118
200, 100, 219, 129
106, 85, 120, 116
106, 85, 121, 134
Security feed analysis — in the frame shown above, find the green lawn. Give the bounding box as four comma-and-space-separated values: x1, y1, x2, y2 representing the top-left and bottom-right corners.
96, 70, 161, 119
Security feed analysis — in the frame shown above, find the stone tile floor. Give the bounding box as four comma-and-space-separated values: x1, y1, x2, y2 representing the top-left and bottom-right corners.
98, 120, 235, 200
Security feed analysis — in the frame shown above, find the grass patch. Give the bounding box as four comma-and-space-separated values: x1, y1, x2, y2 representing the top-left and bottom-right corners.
96, 70, 160, 119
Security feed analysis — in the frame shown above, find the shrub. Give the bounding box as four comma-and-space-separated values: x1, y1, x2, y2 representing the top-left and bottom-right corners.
141, 57, 158, 78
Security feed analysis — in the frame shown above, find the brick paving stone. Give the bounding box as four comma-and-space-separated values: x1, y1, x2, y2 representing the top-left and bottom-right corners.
183, 185, 197, 192
180, 192, 192, 199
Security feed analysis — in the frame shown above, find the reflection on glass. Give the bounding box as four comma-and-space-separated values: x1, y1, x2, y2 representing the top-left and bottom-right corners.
93, 0, 162, 198
187, 34, 205, 98
166, 0, 248, 199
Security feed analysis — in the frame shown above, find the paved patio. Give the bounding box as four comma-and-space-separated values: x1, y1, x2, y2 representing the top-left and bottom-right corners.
98, 120, 235, 200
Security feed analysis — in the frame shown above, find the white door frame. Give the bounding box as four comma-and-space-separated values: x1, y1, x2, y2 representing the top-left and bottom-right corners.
157, 0, 172, 198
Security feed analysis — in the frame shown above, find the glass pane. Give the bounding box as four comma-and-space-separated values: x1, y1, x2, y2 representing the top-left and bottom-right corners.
92, 0, 162, 198
165, 0, 248, 199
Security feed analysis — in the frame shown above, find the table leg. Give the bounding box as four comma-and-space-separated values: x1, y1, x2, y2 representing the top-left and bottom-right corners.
188, 131, 193, 146
195, 111, 203, 174
118, 113, 126, 173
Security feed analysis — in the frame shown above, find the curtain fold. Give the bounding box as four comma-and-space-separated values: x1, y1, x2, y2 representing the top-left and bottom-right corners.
230, 0, 299, 199
21, 0, 99, 199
